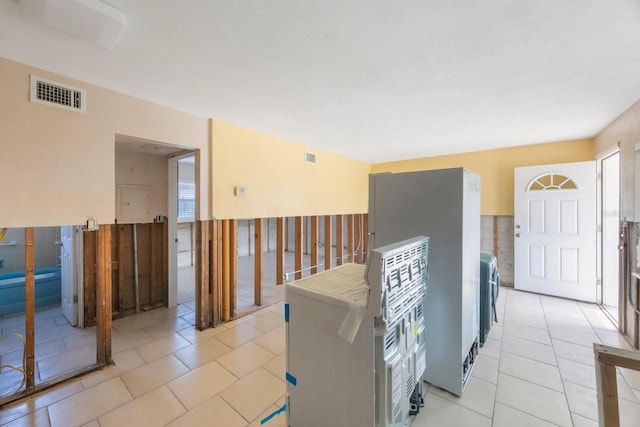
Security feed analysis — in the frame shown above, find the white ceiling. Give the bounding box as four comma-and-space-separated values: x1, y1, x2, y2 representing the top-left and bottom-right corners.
2, 1, 640, 163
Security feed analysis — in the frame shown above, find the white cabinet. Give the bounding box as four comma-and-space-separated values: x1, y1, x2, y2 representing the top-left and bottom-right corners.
286, 237, 429, 427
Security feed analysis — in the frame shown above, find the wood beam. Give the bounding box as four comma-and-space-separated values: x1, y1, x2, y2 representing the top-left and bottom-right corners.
215, 220, 223, 324
594, 343, 640, 426
295, 216, 303, 280
150, 223, 156, 306
195, 220, 210, 329
162, 220, 169, 305
355, 214, 364, 264
117, 225, 125, 314
83, 231, 96, 326
230, 219, 237, 319
254, 218, 263, 306
336, 215, 343, 266
96, 224, 112, 366
222, 220, 231, 322
24, 227, 35, 391
276, 217, 285, 285
363, 213, 369, 262
347, 214, 355, 263
310, 216, 318, 274
324, 215, 332, 271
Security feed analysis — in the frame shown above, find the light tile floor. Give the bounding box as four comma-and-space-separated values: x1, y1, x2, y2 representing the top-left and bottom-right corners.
2, 286, 640, 426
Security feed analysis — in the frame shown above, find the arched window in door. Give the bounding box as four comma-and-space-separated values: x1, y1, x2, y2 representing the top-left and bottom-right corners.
527, 173, 578, 191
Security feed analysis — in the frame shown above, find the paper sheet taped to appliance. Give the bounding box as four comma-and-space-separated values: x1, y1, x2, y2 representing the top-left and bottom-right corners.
288, 264, 369, 343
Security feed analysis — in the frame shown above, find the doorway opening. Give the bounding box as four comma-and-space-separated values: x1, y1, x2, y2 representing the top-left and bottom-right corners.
601, 151, 620, 323
113, 137, 197, 326
0, 225, 97, 402
171, 154, 197, 321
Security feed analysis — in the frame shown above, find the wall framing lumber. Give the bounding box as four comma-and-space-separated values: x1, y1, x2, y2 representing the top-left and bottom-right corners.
594, 343, 640, 426
24, 227, 35, 391
215, 220, 223, 325
310, 216, 318, 274
117, 225, 125, 313
254, 218, 263, 306
336, 215, 344, 266
230, 219, 237, 319
276, 217, 285, 285
295, 216, 303, 280
324, 215, 332, 271
96, 224, 112, 366
195, 220, 211, 329
355, 214, 364, 264
222, 220, 231, 322
363, 213, 369, 262
347, 214, 355, 263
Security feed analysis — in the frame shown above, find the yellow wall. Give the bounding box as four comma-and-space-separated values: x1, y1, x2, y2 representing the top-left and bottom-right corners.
211, 119, 370, 219
0, 57, 209, 227
373, 139, 595, 215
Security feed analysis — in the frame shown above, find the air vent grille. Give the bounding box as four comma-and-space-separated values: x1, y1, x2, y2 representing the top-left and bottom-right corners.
30, 75, 86, 113
305, 151, 317, 164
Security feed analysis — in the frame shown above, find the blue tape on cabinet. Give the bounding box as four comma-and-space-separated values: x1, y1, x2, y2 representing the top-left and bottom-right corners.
286, 372, 297, 386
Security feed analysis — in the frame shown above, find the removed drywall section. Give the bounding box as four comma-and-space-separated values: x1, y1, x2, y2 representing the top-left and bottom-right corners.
480, 215, 514, 286
372, 139, 595, 215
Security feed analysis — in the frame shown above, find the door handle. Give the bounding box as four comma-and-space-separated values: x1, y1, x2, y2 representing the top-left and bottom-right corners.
515, 233, 520, 238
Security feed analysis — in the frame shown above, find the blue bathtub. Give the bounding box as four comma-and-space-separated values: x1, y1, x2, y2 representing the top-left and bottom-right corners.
0, 267, 62, 316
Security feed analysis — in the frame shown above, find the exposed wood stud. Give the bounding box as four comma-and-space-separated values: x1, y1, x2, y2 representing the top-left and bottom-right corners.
222, 220, 231, 322
363, 213, 369, 262
117, 226, 125, 313
83, 231, 96, 326
216, 220, 223, 324
276, 217, 285, 285
594, 343, 640, 426
195, 220, 210, 329
209, 220, 218, 327
230, 219, 237, 319
162, 221, 169, 305
24, 227, 35, 392
355, 214, 364, 264
295, 216, 303, 280
150, 223, 156, 306
254, 218, 263, 306
336, 215, 344, 266
324, 215, 332, 271
347, 214, 355, 263
310, 216, 319, 274
96, 224, 112, 366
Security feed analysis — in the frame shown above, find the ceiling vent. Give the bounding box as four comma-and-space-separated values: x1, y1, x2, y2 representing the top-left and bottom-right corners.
305, 151, 317, 165
30, 75, 86, 113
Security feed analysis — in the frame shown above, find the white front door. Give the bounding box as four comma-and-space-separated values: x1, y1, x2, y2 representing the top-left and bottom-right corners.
60, 225, 77, 325
514, 161, 597, 302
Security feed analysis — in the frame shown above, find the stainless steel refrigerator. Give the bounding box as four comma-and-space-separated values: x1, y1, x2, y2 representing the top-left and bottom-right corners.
369, 167, 481, 396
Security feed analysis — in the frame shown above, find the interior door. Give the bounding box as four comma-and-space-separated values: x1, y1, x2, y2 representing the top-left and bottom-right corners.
514, 161, 597, 302
60, 225, 77, 325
